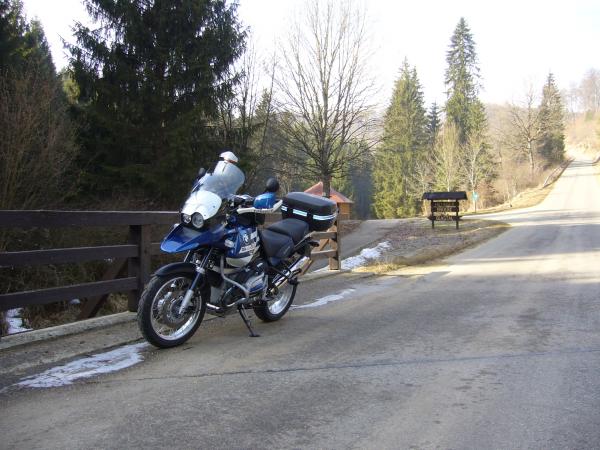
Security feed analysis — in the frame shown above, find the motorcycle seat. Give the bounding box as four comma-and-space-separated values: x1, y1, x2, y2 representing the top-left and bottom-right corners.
267, 218, 309, 245
260, 229, 294, 265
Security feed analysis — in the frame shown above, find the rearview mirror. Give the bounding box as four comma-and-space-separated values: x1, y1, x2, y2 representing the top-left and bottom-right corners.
265, 177, 279, 193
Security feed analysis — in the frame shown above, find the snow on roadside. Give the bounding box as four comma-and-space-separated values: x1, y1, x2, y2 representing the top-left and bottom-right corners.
6, 308, 32, 334
293, 288, 356, 309
340, 241, 392, 270
16, 342, 149, 389
315, 241, 393, 273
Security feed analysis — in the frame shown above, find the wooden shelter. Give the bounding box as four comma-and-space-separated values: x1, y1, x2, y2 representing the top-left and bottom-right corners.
304, 182, 353, 221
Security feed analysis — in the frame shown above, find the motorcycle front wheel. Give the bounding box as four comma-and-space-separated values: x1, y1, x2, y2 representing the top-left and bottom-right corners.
137, 272, 206, 348
254, 282, 297, 322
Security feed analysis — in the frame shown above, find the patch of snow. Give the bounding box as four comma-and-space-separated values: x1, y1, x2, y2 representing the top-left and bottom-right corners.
6, 308, 32, 334
340, 241, 392, 270
16, 342, 148, 389
293, 288, 356, 309
69, 298, 81, 305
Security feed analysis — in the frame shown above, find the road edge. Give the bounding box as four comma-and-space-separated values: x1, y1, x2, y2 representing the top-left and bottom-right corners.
0, 268, 350, 351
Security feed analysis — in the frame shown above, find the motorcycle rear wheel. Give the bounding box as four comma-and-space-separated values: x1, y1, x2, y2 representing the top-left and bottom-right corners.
254, 282, 297, 322
137, 272, 206, 348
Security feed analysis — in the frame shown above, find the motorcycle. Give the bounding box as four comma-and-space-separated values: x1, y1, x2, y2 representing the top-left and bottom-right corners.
137, 151, 338, 348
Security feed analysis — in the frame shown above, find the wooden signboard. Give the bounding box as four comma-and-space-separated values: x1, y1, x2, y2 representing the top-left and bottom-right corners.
422, 192, 468, 230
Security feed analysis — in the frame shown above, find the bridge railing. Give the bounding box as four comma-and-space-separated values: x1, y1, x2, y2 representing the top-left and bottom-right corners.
0, 211, 340, 321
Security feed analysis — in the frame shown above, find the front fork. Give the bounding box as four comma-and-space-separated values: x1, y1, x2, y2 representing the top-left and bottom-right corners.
178, 249, 211, 315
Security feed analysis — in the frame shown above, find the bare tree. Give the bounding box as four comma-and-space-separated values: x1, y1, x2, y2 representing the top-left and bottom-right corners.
0, 68, 76, 215
507, 88, 544, 182
579, 68, 600, 113
275, 0, 378, 197
432, 123, 462, 192
217, 40, 280, 191
218, 41, 260, 159
461, 131, 494, 210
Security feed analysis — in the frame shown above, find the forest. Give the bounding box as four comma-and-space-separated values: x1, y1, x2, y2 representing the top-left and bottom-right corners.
1, 0, 597, 332
1, 0, 586, 223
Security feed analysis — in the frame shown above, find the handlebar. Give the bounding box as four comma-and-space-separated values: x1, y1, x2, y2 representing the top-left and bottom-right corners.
236, 199, 283, 215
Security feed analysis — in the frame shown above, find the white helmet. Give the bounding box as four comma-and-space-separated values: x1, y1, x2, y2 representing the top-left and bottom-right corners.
220, 151, 238, 164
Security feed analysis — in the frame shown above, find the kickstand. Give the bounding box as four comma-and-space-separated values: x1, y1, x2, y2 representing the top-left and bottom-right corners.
238, 306, 260, 337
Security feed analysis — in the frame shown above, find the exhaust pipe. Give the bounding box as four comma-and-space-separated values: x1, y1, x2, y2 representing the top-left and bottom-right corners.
274, 256, 309, 289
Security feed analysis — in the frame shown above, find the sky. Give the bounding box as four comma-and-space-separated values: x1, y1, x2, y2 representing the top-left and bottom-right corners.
22, 0, 600, 109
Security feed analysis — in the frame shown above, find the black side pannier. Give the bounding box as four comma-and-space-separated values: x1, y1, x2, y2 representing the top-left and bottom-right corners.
281, 192, 337, 231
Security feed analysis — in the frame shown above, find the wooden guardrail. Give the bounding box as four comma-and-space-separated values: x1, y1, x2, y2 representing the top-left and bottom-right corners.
0, 211, 178, 318
0, 211, 340, 321
304, 218, 341, 271
542, 158, 575, 188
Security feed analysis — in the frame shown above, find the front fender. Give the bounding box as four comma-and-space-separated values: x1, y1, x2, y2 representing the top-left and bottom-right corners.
154, 262, 197, 278
161, 223, 227, 253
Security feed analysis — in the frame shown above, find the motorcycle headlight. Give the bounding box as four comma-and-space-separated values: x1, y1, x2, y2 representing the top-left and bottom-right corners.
191, 212, 204, 229
181, 213, 192, 224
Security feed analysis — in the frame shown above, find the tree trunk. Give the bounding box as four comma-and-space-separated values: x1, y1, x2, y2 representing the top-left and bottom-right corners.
322, 175, 332, 198
528, 140, 535, 181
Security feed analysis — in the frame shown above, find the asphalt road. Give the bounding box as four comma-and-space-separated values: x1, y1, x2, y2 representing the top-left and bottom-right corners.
2, 158, 600, 449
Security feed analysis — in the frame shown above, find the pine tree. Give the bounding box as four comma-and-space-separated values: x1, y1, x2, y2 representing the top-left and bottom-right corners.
538, 73, 565, 164
444, 17, 481, 146
0, 0, 25, 72
373, 60, 427, 218
68, 0, 245, 204
426, 102, 441, 148
0, 0, 77, 211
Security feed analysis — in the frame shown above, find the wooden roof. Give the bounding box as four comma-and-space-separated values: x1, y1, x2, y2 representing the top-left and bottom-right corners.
304, 181, 354, 204
422, 191, 468, 200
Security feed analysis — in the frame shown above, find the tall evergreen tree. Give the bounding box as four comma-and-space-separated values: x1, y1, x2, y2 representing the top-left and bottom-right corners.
426, 102, 441, 148
0, 0, 25, 72
1, 1, 54, 77
0, 0, 76, 212
373, 59, 427, 218
444, 17, 482, 145
68, 0, 245, 204
538, 73, 565, 164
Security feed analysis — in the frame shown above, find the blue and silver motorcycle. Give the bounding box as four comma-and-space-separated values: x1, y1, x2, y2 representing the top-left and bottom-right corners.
137, 151, 337, 348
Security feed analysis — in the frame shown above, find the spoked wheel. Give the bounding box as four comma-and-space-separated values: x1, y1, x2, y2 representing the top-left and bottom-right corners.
137, 273, 206, 348
254, 281, 297, 322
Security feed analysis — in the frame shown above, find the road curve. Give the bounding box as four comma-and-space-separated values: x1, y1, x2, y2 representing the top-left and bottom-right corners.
2, 159, 600, 449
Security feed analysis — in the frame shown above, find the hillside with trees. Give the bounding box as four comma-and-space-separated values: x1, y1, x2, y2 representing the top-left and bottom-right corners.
0, 1, 573, 219
371, 17, 567, 216
0, 0, 587, 331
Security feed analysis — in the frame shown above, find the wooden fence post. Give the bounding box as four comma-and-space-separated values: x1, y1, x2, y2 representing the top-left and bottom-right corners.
328, 218, 341, 270
78, 258, 127, 319
455, 200, 459, 229
127, 224, 151, 312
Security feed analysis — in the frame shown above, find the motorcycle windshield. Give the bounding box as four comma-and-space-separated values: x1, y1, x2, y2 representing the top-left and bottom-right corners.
193, 160, 245, 199
181, 160, 245, 220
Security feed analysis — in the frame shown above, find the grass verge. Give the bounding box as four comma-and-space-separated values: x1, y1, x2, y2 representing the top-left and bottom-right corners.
355, 218, 510, 274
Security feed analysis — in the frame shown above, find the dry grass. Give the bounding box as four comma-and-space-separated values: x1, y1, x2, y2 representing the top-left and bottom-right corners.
23, 294, 129, 330
355, 218, 509, 274
566, 112, 599, 151
470, 162, 570, 216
